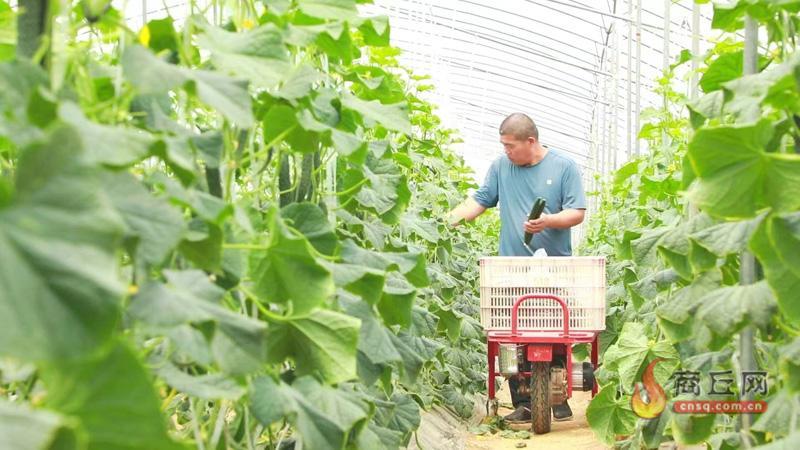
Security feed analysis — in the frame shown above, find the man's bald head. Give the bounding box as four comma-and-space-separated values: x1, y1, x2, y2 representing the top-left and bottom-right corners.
499, 113, 539, 141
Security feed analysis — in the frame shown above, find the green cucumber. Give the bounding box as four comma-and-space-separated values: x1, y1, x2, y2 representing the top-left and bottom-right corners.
523, 197, 546, 246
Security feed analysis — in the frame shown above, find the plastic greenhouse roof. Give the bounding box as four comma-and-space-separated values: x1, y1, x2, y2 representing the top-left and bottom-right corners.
125, 0, 718, 187
362, 0, 717, 186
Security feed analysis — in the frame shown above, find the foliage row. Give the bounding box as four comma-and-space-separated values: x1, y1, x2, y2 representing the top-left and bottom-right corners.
0, 1, 499, 449
583, 1, 800, 448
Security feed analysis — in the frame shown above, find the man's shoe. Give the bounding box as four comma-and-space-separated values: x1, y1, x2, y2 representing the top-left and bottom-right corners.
503, 405, 532, 423
552, 400, 573, 421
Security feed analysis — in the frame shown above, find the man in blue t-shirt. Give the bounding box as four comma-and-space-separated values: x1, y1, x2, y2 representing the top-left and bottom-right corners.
448, 113, 586, 424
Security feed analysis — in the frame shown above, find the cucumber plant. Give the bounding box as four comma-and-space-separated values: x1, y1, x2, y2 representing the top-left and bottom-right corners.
583, 1, 800, 448
0, 1, 498, 449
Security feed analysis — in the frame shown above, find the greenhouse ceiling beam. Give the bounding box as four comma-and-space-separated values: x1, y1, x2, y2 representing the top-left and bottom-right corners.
454, 114, 592, 162
398, 44, 595, 99
540, 0, 699, 39
567, 0, 709, 43
446, 88, 594, 134
453, 120, 591, 158
535, 0, 642, 26
448, 89, 594, 133
523, 0, 604, 31
456, 109, 589, 154
395, 40, 596, 94
675, 0, 712, 19
447, 86, 593, 131
436, 59, 654, 117
397, 54, 597, 110
388, 12, 611, 77
444, 59, 608, 106
433, 0, 593, 56
443, 0, 600, 54
397, 51, 603, 109
450, 96, 592, 142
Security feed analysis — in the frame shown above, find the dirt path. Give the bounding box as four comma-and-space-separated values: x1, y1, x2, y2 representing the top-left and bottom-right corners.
465, 386, 606, 450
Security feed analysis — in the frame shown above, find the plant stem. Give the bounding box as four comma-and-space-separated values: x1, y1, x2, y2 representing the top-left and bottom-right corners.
190, 398, 207, 450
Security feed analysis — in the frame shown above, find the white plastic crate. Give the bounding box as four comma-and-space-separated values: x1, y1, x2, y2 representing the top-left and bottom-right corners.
479, 256, 606, 332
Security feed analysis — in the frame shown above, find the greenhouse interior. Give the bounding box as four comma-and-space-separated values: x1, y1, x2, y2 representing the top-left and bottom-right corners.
1, 0, 799, 449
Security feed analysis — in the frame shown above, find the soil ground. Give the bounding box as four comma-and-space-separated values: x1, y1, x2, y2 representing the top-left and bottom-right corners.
464, 384, 606, 450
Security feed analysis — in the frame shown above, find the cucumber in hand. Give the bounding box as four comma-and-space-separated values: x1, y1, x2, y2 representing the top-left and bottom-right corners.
524, 197, 546, 245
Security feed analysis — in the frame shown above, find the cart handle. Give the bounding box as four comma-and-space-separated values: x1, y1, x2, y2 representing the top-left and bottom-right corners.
511, 294, 570, 337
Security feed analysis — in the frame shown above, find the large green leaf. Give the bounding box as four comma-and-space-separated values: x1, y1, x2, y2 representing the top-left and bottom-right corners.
780, 338, 800, 393
696, 281, 777, 344
265, 309, 359, 384
251, 376, 369, 450
751, 216, 800, 325
687, 120, 800, 218
656, 270, 721, 342
602, 322, 679, 389
340, 294, 402, 369
657, 214, 714, 279
699, 50, 743, 93
752, 390, 800, 438
196, 21, 290, 89
383, 392, 421, 439
156, 362, 245, 400
250, 206, 334, 315
586, 385, 638, 446
354, 157, 408, 218
102, 172, 185, 265
60, 103, 154, 167
0, 125, 124, 362
0, 401, 81, 450
631, 227, 669, 267
711, 1, 748, 31
723, 52, 800, 118
281, 202, 338, 255
689, 214, 764, 258
671, 408, 716, 445
328, 262, 386, 305
628, 269, 680, 310
754, 432, 800, 449
41, 340, 186, 450
264, 105, 321, 153
122, 45, 254, 127
276, 64, 321, 100
768, 211, 800, 278
178, 219, 223, 271
340, 239, 429, 288
297, 0, 359, 20
130, 270, 266, 370
0, 60, 48, 144
341, 93, 411, 134
378, 271, 417, 327
389, 331, 441, 384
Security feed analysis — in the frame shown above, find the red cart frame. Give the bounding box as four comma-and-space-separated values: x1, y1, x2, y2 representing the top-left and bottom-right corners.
486, 294, 599, 409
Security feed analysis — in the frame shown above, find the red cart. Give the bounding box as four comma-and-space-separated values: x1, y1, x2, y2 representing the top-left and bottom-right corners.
480, 257, 606, 434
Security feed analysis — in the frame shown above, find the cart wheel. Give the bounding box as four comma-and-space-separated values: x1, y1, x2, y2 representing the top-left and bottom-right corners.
530, 362, 551, 434
486, 398, 499, 417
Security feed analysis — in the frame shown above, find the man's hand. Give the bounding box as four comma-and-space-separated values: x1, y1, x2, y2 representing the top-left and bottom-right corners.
448, 197, 487, 226
522, 209, 585, 234
523, 213, 549, 234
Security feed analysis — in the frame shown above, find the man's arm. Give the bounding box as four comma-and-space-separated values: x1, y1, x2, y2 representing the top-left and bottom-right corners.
523, 208, 585, 234
448, 197, 487, 226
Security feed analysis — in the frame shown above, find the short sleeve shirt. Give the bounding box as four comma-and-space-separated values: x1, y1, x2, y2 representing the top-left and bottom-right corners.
472, 149, 586, 256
